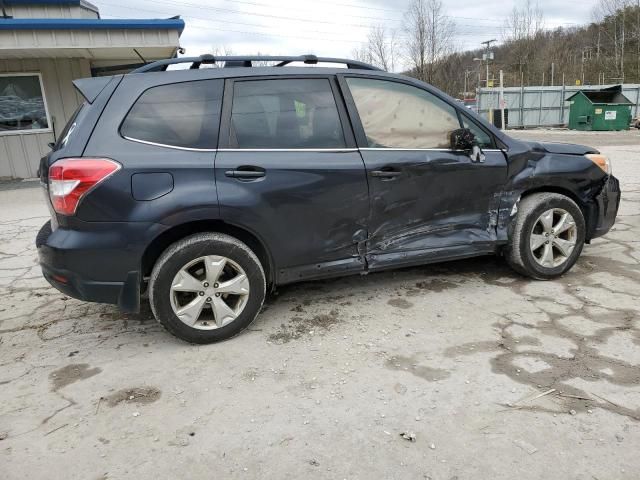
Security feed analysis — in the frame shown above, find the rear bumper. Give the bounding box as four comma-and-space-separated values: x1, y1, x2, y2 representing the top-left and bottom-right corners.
36, 220, 141, 312
588, 175, 621, 240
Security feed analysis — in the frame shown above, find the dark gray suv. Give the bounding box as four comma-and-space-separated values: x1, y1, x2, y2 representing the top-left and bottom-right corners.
36, 55, 620, 343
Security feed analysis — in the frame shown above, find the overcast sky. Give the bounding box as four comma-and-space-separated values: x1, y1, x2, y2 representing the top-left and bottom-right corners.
94, 0, 599, 68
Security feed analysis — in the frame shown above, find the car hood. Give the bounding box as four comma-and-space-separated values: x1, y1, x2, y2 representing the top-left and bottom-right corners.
523, 141, 599, 156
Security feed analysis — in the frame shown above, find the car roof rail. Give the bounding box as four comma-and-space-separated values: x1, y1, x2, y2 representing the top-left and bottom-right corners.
130, 54, 383, 73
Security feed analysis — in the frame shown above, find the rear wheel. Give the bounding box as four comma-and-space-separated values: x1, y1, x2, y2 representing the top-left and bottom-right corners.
149, 233, 265, 343
506, 192, 585, 280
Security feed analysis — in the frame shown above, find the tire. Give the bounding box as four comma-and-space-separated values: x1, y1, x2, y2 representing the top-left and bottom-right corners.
505, 192, 586, 280
149, 233, 266, 344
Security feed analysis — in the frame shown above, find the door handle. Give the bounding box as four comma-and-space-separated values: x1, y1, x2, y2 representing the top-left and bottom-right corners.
371, 169, 401, 179
225, 168, 266, 179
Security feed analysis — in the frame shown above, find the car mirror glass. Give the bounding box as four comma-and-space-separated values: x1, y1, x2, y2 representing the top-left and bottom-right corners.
450, 128, 485, 163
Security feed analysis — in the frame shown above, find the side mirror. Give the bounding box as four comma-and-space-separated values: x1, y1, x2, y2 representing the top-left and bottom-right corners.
449, 128, 476, 151
449, 128, 485, 163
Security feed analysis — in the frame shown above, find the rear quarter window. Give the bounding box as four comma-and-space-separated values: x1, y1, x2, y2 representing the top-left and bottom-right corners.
121, 79, 223, 149
54, 102, 86, 151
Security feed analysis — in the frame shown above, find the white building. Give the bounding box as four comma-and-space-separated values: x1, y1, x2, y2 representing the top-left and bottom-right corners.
0, 0, 184, 179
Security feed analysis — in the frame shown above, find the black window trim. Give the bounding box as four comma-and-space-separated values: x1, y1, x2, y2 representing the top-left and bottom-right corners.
218, 74, 357, 150
337, 73, 502, 152
118, 78, 224, 152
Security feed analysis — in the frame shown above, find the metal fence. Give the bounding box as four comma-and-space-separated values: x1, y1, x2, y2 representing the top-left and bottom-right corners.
477, 84, 640, 128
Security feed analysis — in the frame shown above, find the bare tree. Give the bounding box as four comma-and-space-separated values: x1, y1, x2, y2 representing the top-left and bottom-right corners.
351, 44, 374, 66
403, 0, 455, 83
367, 24, 398, 71
593, 0, 631, 81
505, 0, 545, 42
351, 25, 398, 71
503, 0, 545, 82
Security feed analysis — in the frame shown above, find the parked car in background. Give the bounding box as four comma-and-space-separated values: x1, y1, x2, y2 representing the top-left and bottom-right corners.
36, 55, 620, 343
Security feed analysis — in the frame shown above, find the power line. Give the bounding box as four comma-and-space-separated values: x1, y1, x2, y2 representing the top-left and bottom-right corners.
97, 0, 511, 33
95, 0, 511, 27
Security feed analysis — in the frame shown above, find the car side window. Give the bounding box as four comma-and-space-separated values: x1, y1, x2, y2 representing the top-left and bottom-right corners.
346, 77, 461, 149
230, 78, 345, 149
460, 115, 495, 149
121, 79, 223, 149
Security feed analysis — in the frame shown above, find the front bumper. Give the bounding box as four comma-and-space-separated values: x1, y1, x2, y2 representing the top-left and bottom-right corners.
588, 175, 620, 240
36, 220, 141, 312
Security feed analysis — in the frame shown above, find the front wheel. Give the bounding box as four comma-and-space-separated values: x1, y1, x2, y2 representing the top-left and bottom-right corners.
505, 192, 586, 280
149, 233, 266, 344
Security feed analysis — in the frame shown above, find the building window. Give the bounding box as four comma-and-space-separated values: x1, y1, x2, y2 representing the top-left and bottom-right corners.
0, 74, 50, 133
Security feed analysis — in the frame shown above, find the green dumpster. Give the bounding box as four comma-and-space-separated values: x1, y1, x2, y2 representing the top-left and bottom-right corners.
567, 85, 633, 131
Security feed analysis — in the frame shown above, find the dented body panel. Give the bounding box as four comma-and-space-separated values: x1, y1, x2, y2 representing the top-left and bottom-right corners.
495, 138, 612, 243
358, 148, 507, 269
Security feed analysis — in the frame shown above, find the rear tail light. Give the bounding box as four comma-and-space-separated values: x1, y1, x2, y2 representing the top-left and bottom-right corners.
49, 158, 120, 215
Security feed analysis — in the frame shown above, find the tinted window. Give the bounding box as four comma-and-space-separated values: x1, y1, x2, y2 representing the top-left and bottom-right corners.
346, 78, 461, 149
121, 79, 223, 149
230, 79, 345, 148
461, 115, 494, 149
55, 102, 86, 151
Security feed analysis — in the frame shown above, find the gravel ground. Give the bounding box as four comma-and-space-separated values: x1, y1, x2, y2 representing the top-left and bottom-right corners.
1, 129, 638, 479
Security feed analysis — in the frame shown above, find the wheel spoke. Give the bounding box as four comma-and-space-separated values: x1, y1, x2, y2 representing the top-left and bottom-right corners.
538, 210, 554, 233
171, 269, 203, 293
217, 274, 250, 295
176, 296, 206, 326
169, 254, 251, 331
530, 233, 547, 251
204, 256, 226, 284
554, 212, 575, 235
553, 237, 575, 257
540, 243, 555, 267
211, 297, 237, 327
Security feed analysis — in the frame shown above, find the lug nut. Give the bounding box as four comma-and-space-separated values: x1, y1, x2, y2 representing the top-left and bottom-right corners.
214, 283, 219, 288
199, 291, 205, 296
203, 282, 209, 287
206, 297, 212, 302
215, 292, 221, 297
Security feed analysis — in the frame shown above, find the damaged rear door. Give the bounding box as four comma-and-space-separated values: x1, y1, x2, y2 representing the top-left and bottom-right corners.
339, 75, 508, 270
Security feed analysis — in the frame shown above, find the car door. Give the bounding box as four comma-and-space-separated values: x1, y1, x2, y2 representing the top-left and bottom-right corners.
339, 75, 508, 270
215, 75, 370, 284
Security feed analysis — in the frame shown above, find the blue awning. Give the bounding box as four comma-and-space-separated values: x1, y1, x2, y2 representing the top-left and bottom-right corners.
0, 18, 185, 35
4, 0, 91, 5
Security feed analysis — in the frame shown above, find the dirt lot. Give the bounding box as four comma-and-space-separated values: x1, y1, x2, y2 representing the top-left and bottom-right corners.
1, 129, 639, 479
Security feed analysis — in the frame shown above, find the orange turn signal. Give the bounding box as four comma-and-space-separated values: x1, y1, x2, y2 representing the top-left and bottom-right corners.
586, 154, 611, 174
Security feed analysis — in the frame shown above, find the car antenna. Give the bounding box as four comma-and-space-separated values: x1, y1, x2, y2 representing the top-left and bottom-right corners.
133, 48, 148, 65
0, 0, 13, 18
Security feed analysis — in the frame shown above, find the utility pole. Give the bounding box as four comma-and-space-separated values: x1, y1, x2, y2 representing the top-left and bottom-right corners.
481, 39, 497, 87
499, 70, 506, 130
464, 69, 474, 100
473, 57, 483, 93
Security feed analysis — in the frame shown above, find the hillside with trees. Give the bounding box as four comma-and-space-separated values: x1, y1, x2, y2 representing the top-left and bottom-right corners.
353, 0, 640, 98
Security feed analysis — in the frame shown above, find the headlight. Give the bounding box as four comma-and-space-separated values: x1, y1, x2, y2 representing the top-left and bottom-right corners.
586, 154, 611, 175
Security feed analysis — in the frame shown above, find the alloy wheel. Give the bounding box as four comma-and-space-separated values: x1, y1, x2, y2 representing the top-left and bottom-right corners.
529, 208, 578, 268
169, 255, 250, 330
